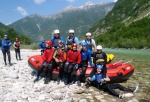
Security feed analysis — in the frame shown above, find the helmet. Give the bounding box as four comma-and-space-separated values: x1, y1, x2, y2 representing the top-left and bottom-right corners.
69, 29, 74, 34
96, 45, 102, 50
86, 32, 92, 36
54, 29, 60, 34
72, 43, 77, 47
15, 38, 19, 40
46, 40, 52, 45
4, 34, 8, 37
81, 42, 87, 47
96, 65, 103, 69
58, 40, 64, 44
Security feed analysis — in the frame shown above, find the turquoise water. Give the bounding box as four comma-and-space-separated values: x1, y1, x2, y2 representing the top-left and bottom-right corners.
103, 48, 150, 55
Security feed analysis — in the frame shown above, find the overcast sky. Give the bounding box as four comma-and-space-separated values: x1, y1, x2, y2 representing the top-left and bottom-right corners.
0, 0, 117, 25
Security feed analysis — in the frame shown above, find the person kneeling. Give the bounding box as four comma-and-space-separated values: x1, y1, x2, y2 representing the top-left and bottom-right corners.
86, 65, 138, 98
34, 40, 55, 84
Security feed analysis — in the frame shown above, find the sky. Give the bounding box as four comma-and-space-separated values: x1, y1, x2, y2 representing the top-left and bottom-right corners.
0, 0, 117, 25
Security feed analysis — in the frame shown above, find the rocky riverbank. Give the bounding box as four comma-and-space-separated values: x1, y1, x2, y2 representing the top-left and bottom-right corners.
0, 49, 148, 102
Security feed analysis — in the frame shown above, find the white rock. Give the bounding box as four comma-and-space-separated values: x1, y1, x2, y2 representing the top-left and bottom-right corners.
124, 93, 134, 97
51, 92, 63, 100
79, 99, 87, 102
38, 94, 46, 101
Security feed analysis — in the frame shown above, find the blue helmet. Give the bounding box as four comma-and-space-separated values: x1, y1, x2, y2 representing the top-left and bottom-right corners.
4, 34, 8, 37
81, 42, 87, 47
96, 65, 103, 69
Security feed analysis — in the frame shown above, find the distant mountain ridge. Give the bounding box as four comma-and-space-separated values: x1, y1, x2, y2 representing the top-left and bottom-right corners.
0, 22, 9, 30
8, 2, 115, 42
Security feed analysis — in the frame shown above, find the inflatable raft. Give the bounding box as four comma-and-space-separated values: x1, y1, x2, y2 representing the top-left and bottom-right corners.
28, 55, 134, 83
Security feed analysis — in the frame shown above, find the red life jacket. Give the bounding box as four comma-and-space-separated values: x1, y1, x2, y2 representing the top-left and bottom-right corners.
43, 47, 55, 62
67, 50, 81, 64
15, 42, 20, 47
56, 48, 65, 61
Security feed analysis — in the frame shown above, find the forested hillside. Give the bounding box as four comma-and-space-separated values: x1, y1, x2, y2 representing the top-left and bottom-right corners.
90, 0, 150, 49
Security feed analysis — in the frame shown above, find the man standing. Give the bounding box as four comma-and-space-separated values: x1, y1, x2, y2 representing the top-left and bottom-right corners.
82, 32, 96, 52
65, 29, 79, 50
51, 29, 64, 48
1, 34, 12, 66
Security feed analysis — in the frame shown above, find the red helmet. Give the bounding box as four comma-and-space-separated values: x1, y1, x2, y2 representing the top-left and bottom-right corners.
46, 40, 52, 45
15, 38, 18, 40
72, 43, 78, 47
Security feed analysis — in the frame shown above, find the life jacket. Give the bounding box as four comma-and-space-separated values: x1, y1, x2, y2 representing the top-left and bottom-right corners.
15, 41, 20, 47
85, 39, 92, 51
52, 37, 62, 48
81, 50, 88, 61
68, 50, 80, 63
56, 48, 66, 61
5, 39, 11, 45
41, 42, 46, 49
67, 36, 75, 45
95, 74, 103, 83
43, 47, 55, 62
95, 52, 104, 60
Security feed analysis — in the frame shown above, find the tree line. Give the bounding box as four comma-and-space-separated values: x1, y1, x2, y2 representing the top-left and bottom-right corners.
0, 28, 32, 46
95, 17, 150, 49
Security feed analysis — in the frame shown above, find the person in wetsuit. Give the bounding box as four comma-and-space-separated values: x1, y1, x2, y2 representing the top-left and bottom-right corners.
51, 29, 64, 48
53, 40, 67, 84
13, 37, 21, 60
1, 34, 12, 66
86, 65, 139, 98
34, 40, 55, 84
82, 32, 96, 52
64, 43, 81, 85
76, 42, 93, 86
93, 45, 107, 78
65, 29, 79, 50
38, 38, 46, 55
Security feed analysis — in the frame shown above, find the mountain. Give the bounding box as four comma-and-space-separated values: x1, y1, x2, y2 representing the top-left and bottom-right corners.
90, 0, 150, 49
0, 22, 9, 30
8, 2, 115, 42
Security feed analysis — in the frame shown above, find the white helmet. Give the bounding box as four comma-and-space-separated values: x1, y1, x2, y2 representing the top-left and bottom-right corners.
86, 32, 92, 36
69, 29, 74, 33
54, 29, 60, 34
96, 45, 102, 50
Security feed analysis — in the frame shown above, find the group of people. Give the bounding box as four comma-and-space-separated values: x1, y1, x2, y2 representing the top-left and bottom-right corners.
37, 29, 138, 98
1, 34, 21, 66
36, 29, 99, 85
